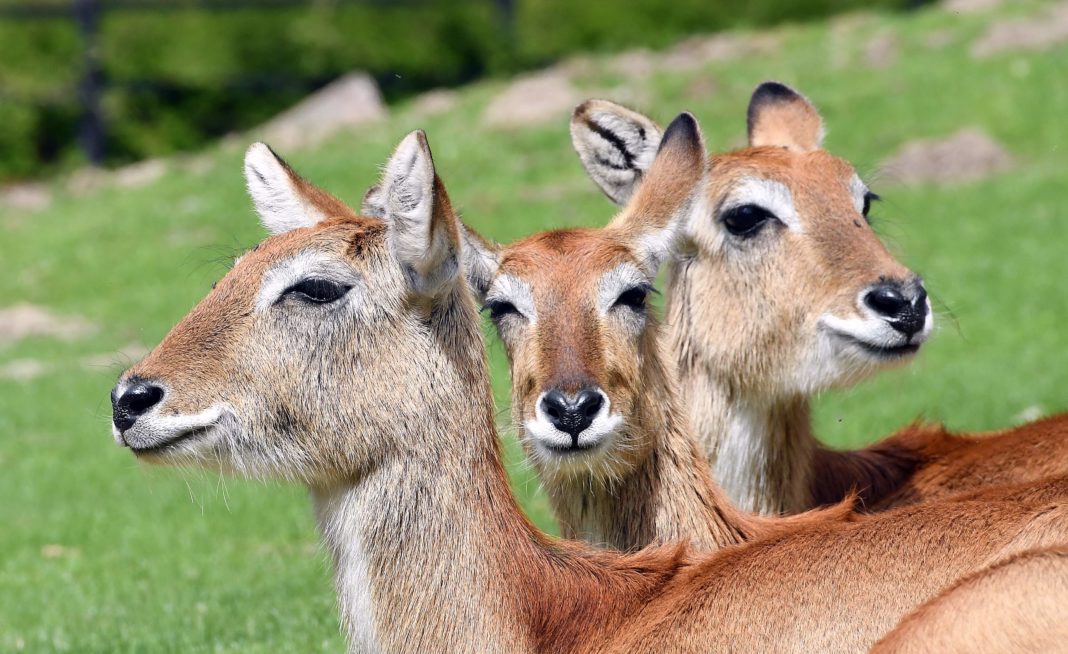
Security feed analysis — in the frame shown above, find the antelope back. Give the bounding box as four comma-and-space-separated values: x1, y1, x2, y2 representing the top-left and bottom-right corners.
870, 547, 1068, 654
110, 133, 482, 485
571, 83, 933, 397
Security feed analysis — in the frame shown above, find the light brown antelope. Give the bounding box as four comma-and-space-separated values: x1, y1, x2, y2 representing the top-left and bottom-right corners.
112, 127, 1068, 653
433, 138, 847, 552
570, 82, 1068, 515
871, 546, 1068, 654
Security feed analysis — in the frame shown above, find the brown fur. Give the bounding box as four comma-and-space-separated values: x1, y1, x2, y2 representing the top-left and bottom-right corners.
480, 221, 853, 551
116, 134, 1068, 653
572, 85, 1068, 516
871, 547, 1068, 654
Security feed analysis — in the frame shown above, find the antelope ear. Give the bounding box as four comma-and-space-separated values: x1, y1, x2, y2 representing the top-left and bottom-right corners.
611, 112, 706, 277
244, 142, 353, 235
746, 81, 824, 152
571, 100, 663, 205
376, 130, 461, 298
361, 182, 385, 219
458, 222, 500, 302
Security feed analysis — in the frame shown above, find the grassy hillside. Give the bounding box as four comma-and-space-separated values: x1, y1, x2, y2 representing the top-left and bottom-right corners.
3, 0, 1068, 650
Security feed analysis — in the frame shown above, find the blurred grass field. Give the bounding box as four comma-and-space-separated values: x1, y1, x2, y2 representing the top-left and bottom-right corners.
3, 1, 1068, 651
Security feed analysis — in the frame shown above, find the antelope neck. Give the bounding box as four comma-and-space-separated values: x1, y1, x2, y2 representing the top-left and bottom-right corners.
542, 330, 753, 551
667, 261, 820, 516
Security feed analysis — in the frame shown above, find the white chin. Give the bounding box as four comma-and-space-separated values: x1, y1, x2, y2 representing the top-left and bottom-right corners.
792, 315, 931, 393
819, 312, 931, 360
523, 413, 624, 467
118, 405, 227, 458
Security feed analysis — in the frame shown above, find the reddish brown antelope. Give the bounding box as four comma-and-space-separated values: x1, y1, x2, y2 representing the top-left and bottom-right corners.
569, 82, 1068, 515
871, 546, 1068, 654
112, 127, 1068, 653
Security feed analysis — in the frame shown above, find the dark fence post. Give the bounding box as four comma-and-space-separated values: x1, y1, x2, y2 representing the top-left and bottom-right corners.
495, 0, 515, 60
75, 0, 105, 166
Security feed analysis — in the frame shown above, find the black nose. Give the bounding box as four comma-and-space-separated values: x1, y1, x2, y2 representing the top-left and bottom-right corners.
864, 280, 928, 339
540, 388, 604, 443
111, 377, 164, 432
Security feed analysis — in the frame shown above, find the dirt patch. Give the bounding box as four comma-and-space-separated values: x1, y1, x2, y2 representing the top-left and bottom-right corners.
864, 32, 899, 69
113, 158, 168, 189
880, 128, 1014, 186
0, 359, 50, 381
483, 68, 580, 128
409, 88, 459, 117
942, 0, 1001, 14
41, 544, 80, 559
0, 183, 51, 212
606, 49, 660, 79
971, 1, 1068, 57
0, 303, 96, 347
660, 32, 780, 71
924, 28, 955, 50
258, 72, 387, 149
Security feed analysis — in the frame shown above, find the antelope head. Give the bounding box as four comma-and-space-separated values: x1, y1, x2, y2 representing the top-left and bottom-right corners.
454, 114, 707, 481
570, 82, 933, 397
109, 132, 477, 486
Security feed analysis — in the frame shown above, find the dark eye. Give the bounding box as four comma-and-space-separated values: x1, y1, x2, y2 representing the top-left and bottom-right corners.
284, 279, 351, 304
614, 285, 650, 311
862, 191, 880, 221
483, 299, 519, 322
722, 204, 775, 237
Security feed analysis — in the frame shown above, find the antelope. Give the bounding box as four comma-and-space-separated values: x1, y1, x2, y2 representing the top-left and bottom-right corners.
111, 127, 1068, 653
870, 546, 1068, 653
430, 141, 846, 552
570, 82, 1068, 515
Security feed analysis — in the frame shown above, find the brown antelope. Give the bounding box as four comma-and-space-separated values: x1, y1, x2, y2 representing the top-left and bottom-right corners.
570, 82, 1068, 515
427, 144, 846, 552
111, 127, 1068, 653
870, 546, 1068, 654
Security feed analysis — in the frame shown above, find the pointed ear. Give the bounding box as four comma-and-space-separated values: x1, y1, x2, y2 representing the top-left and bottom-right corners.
457, 222, 500, 302
746, 81, 824, 152
610, 112, 707, 276
244, 142, 355, 235
375, 130, 461, 298
570, 100, 663, 205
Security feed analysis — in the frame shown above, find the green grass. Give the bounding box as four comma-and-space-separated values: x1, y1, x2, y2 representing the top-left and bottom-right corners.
3, 1, 1068, 650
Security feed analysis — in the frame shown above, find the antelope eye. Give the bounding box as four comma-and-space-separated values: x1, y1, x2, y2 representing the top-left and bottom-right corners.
722, 204, 775, 237
284, 279, 351, 304
614, 286, 649, 311
483, 299, 520, 322
862, 191, 880, 221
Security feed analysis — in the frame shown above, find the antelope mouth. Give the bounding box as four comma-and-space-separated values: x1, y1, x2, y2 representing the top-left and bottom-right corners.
116, 405, 227, 457
831, 331, 922, 359
539, 440, 604, 456
127, 425, 216, 456
523, 407, 625, 465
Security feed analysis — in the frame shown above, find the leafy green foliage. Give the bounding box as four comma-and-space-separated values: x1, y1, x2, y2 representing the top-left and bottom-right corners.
1, 0, 922, 179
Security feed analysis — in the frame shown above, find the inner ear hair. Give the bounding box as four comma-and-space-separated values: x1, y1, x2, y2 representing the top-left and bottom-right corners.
361, 183, 385, 219
746, 81, 825, 152
244, 142, 357, 235
457, 221, 500, 301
